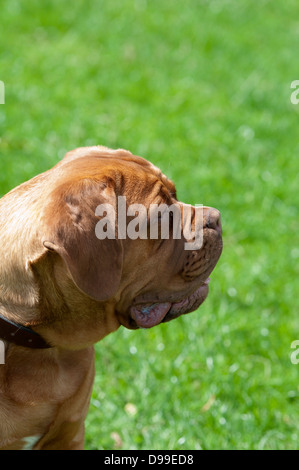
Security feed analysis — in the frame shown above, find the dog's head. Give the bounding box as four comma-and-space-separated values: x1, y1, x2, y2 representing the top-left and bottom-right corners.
33, 146, 222, 347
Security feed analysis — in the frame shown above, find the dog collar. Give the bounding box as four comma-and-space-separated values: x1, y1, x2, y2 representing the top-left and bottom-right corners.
0, 314, 51, 349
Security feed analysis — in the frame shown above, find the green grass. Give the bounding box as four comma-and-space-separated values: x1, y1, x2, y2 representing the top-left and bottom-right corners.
1, 0, 299, 450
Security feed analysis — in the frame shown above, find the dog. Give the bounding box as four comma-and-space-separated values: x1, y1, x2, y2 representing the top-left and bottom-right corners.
0, 146, 222, 449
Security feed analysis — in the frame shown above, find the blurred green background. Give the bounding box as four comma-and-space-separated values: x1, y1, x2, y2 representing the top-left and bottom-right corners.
1, 0, 299, 450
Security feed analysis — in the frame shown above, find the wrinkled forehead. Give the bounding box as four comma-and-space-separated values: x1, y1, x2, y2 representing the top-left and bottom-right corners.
58, 146, 177, 202
114, 155, 177, 205
111, 155, 176, 201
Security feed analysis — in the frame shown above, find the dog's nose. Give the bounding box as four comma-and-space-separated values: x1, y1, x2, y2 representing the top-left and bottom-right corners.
205, 208, 222, 233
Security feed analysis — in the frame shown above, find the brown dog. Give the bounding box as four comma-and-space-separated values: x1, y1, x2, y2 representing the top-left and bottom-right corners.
0, 146, 222, 450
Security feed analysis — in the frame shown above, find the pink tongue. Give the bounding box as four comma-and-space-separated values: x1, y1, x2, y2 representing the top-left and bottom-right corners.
130, 302, 171, 328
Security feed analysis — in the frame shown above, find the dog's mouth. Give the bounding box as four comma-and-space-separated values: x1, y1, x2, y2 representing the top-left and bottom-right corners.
129, 278, 210, 329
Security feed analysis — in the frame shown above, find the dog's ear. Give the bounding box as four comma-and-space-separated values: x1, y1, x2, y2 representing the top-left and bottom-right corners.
42, 179, 123, 302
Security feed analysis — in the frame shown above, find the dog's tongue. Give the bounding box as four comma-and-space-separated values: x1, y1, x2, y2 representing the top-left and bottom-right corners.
130, 302, 171, 328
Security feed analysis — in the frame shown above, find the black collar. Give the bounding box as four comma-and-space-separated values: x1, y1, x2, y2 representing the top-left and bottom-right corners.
0, 314, 51, 349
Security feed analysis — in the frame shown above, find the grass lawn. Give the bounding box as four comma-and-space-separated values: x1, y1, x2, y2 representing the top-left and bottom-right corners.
1, 0, 299, 450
